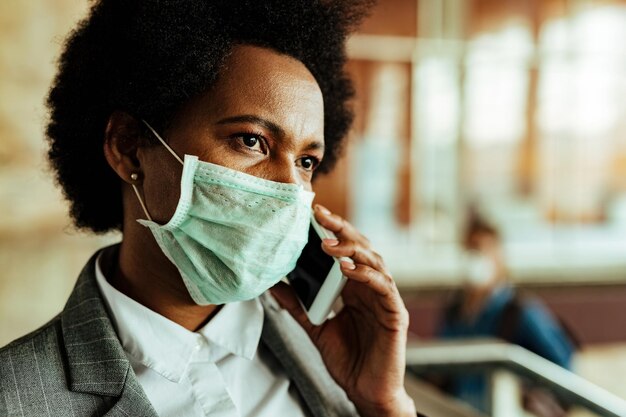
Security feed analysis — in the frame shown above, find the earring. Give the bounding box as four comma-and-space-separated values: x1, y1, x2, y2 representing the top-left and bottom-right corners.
129, 173, 153, 221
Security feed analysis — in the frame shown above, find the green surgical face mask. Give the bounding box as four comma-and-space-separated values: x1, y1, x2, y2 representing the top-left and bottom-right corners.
132, 121, 315, 305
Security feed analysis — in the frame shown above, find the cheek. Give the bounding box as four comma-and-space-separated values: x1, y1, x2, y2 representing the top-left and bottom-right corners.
196, 145, 246, 170
141, 155, 183, 224
171, 131, 241, 169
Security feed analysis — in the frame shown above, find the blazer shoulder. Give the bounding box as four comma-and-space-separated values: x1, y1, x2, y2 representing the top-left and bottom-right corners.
0, 314, 65, 384
0, 312, 118, 417
1, 313, 62, 353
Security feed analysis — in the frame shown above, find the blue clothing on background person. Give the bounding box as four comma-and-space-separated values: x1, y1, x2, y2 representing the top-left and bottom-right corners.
437, 285, 575, 412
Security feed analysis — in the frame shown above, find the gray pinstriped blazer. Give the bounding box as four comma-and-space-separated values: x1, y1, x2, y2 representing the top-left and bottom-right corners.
0, 247, 359, 417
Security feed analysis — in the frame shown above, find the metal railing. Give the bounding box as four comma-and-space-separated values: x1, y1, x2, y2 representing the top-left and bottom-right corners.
406, 339, 626, 417
404, 372, 489, 417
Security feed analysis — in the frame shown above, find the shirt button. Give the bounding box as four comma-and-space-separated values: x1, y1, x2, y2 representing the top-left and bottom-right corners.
195, 338, 206, 350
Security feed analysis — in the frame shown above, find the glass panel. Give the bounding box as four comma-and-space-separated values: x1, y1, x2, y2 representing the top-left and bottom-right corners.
344, 1, 626, 287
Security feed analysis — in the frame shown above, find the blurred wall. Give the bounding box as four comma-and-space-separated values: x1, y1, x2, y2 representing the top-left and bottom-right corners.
0, 1, 115, 346
405, 285, 626, 345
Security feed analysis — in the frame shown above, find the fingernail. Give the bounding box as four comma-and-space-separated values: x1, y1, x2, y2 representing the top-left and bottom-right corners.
323, 238, 339, 246
341, 261, 356, 270
315, 204, 331, 215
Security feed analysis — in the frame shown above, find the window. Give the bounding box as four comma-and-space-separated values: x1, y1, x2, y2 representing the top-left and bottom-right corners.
331, 1, 626, 287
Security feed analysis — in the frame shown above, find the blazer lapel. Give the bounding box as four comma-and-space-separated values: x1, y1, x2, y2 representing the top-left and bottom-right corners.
60, 249, 158, 417
259, 293, 359, 417
101, 371, 159, 417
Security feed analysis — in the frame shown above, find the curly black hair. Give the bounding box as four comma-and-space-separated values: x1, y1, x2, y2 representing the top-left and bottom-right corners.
46, 0, 373, 233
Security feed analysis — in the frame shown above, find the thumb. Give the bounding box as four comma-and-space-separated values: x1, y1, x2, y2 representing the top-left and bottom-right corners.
270, 282, 319, 337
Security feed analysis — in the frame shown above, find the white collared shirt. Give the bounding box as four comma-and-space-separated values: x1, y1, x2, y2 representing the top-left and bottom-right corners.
94, 256, 308, 417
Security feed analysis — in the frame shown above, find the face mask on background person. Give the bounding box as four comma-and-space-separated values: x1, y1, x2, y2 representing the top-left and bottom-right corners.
131, 120, 315, 305
464, 253, 496, 287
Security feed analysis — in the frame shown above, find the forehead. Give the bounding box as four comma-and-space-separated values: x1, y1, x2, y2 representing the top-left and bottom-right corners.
184, 45, 324, 139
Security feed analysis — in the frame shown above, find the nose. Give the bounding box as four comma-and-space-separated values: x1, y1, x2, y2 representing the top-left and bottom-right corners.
265, 158, 303, 187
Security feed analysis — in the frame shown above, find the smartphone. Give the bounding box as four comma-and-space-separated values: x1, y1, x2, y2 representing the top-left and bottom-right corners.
287, 214, 348, 325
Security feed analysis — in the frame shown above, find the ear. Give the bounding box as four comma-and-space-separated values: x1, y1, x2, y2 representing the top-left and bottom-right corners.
103, 111, 144, 183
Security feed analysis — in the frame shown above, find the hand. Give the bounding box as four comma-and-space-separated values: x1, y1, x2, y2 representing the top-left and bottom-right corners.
271, 204, 416, 417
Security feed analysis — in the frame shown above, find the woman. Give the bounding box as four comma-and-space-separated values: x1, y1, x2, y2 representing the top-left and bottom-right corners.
438, 213, 574, 414
0, 1, 418, 416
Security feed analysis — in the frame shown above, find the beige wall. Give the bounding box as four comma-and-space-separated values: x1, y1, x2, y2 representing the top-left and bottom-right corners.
0, 1, 115, 346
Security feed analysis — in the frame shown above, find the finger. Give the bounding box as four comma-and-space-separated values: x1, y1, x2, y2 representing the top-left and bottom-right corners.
269, 282, 320, 336
313, 204, 368, 245
340, 262, 408, 326
322, 238, 389, 275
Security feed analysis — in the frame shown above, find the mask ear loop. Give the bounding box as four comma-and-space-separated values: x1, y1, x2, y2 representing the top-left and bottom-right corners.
141, 120, 184, 165
130, 120, 185, 222
130, 173, 153, 221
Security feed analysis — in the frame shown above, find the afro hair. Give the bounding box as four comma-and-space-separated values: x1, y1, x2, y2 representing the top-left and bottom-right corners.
46, 0, 373, 233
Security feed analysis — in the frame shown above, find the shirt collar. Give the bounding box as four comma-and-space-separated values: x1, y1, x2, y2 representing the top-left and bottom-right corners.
94, 253, 264, 383
198, 297, 264, 361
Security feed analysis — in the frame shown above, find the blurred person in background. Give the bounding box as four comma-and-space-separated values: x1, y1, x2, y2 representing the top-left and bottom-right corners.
437, 210, 576, 416
0, 1, 422, 416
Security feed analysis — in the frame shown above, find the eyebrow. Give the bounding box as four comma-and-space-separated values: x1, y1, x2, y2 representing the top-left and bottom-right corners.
216, 114, 324, 152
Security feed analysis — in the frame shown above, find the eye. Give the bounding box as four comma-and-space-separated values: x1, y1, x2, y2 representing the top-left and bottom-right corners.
234, 133, 266, 153
297, 156, 320, 172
